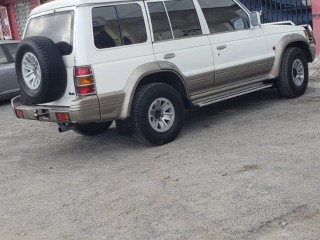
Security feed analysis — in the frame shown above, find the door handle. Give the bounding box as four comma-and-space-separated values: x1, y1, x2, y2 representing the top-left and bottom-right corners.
164, 53, 175, 60
217, 45, 227, 50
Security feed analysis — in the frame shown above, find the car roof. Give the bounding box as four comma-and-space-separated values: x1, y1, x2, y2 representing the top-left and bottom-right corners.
31, 0, 139, 16
0, 40, 20, 45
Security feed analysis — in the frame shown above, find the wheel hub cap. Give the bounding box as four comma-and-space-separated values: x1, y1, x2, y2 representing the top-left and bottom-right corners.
148, 98, 175, 133
292, 59, 304, 87
21, 52, 41, 90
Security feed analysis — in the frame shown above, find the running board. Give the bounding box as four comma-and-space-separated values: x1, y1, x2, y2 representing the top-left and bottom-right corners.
197, 84, 273, 107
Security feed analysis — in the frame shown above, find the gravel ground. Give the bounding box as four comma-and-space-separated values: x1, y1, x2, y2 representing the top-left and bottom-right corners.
0, 65, 320, 240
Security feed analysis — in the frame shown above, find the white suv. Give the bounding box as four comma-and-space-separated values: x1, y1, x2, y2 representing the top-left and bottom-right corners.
12, 0, 316, 145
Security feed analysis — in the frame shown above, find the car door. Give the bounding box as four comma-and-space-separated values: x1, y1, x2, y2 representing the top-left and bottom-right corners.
198, 0, 270, 89
146, 0, 214, 96
0, 43, 19, 97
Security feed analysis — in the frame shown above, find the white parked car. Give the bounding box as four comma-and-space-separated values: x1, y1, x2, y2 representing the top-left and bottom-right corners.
12, 0, 316, 145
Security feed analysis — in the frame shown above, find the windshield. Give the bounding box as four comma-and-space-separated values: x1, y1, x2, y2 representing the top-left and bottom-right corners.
25, 11, 74, 46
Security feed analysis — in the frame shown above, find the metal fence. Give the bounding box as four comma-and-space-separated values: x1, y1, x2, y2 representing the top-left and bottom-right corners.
0, 6, 12, 40
13, 0, 40, 38
239, 0, 312, 25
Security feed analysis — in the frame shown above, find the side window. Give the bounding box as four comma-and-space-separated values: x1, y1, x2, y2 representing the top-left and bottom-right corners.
148, 2, 173, 41
92, 4, 147, 49
0, 47, 8, 64
92, 6, 121, 49
117, 4, 147, 45
198, 0, 250, 34
164, 0, 202, 38
5, 44, 19, 61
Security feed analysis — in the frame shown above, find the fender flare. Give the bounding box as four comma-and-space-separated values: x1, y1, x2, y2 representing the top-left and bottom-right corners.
119, 62, 189, 118
269, 33, 311, 79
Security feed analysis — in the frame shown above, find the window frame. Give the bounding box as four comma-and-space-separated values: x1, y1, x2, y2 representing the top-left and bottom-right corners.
197, 0, 252, 35
146, 1, 174, 42
2, 43, 19, 62
0, 45, 12, 65
90, 2, 150, 51
145, 0, 206, 43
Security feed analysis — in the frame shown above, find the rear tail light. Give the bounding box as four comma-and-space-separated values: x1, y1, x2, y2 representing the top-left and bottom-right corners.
77, 85, 95, 95
56, 113, 70, 121
16, 109, 24, 118
74, 66, 96, 96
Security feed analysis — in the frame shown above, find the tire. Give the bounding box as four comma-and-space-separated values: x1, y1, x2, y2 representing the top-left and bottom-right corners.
73, 122, 113, 136
15, 36, 67, 104
116, 119, 133, 136
277, 47, 308, 98
131, 83, 185, 145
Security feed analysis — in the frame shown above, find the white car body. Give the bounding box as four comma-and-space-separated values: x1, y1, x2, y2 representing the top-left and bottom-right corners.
12, 0, 316, 143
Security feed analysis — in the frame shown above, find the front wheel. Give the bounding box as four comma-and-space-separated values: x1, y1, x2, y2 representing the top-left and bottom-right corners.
277, 47, 308, 98
131, 83, 185, 145
73, 121, 113, 136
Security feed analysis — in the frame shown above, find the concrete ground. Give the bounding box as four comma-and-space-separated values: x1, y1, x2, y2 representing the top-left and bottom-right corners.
0, 62, 320, 240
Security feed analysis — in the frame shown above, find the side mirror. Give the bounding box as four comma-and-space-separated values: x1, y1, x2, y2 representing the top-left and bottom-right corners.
250, 11, 261, 28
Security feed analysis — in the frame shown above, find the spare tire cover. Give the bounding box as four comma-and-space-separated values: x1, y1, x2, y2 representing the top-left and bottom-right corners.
15, 36, 67, 104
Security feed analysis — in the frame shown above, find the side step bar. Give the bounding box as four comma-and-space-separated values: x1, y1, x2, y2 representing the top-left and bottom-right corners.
197, 84, 274, 107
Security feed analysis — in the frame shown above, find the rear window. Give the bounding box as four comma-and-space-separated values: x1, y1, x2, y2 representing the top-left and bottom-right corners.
25, 11, 74, 46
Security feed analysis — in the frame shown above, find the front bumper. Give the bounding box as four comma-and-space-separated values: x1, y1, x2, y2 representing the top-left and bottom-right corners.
11, 95, 101, 123
310, 44, 316, 62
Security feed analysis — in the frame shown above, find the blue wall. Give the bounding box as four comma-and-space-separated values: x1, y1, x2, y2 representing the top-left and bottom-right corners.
240, 0, 312, 25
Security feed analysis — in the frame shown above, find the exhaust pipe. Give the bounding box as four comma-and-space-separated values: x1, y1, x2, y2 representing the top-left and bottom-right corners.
58, 124, 74, 133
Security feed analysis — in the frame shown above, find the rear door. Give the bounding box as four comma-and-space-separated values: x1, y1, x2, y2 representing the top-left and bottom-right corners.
146, 0, 214, 96
198, 0, 270, 89
0, 44, 19, 98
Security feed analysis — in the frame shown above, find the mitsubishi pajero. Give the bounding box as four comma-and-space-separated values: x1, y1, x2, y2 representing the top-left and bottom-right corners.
12, 0, 316, 145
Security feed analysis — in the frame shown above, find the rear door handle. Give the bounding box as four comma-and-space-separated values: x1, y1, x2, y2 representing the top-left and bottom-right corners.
164, 53, 175, 60
217, 45, 227, 50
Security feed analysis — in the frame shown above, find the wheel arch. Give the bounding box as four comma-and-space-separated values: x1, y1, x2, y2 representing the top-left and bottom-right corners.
120, 62, 190, 119
286, 41, 313, 62
269, 33, 313, 79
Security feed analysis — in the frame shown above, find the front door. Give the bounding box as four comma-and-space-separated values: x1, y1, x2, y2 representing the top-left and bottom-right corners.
198, 0, 270, 90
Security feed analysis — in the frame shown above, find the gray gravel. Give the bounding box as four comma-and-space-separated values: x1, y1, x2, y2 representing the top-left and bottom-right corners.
1, 74, 320, 240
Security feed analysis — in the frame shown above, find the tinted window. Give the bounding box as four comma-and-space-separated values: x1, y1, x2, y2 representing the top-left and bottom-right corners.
92, 4, 147, 49
148, 2, 173, 41
164, 0, 202, 38
92, 6, 121, 48
0, 47, 8, 64
6, 44, 19, 61
198, 0, 250, 33
117, 4, 147, 45
25, 11, 74, 45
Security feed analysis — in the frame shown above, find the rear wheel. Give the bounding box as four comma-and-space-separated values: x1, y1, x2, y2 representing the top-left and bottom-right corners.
131, 83, 184, 145
277, 47, 308, 98
73, 121, 113, 136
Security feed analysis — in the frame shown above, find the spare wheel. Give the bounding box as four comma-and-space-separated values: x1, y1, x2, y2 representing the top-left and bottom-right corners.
15, 36, 67, 104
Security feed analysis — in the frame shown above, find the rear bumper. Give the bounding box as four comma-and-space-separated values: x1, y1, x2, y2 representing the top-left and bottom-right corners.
11, 95, 101, 123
